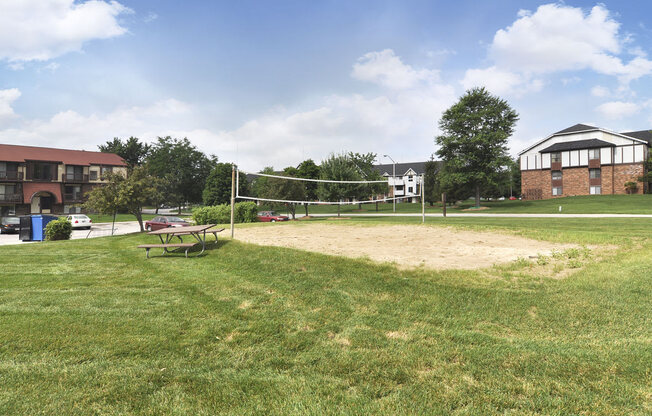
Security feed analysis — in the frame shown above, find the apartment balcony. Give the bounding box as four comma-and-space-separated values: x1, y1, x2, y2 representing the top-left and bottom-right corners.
0, 193, 22, 203
0, 171, 23, 181
62, 173, 89, 183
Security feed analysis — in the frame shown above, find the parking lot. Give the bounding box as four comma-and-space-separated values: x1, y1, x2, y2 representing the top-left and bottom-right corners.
0, 221, 143, 246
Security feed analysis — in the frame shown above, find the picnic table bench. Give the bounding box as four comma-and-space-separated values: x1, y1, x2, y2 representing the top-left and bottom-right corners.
138, 225, 224, 258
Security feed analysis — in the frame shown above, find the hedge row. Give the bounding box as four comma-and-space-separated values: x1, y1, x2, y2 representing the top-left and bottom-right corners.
192, 202, 258, 225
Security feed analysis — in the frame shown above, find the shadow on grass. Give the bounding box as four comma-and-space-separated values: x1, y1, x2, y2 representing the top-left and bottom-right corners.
141, 237, 232, 259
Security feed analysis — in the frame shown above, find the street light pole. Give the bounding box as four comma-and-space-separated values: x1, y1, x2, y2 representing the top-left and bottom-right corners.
383, 154, 396, 213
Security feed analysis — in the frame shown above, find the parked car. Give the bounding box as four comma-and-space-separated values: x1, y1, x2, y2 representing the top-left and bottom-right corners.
257, 211, 289, 222
0, 217, 20, 234
509, 196, 517, 200
66, 214, 92, 229
144, 216, 190, 231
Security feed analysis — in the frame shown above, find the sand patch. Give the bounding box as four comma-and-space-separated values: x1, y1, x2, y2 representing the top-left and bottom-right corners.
235, 224, 576, 270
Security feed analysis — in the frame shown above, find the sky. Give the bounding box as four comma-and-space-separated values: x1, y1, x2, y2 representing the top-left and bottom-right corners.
1, 0, 652, 170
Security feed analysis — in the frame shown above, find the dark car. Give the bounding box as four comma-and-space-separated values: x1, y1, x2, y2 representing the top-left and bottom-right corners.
257, 211, 289, 222
144, 216, 190, 231
0, 217, 20, 234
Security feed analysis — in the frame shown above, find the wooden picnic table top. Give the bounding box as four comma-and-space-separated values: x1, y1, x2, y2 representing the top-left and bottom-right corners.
147, 224, 219, 235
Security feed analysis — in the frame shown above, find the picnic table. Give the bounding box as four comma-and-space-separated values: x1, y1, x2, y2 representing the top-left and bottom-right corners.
138, 224, 224, 258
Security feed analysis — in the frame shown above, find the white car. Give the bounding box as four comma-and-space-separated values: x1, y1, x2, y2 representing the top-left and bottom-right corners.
66, 214, 92, 229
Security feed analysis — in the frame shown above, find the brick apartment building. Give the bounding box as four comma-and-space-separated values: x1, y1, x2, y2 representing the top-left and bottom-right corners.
0, 144, 127, 216
519, 124, 651, 199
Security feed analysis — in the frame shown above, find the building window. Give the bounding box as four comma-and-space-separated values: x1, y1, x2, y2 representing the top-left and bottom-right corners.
64, 185, 82, 200
590, 186, 601, 195
588, 148, 600, 160
100, 166, 112, 178
589, 168, 601, 179
89, 170, 98, 180
395, 185, 404, 191
551, 152, 561, 163
408, 186, 413, 193
30, 163, 55, 180
552, 186, 562, 196
64, 205, 82, 214
66, 165, 83, 181
551, 171, 562, 181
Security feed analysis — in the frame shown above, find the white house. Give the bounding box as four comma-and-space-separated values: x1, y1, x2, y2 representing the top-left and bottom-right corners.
374, 161, 431, 203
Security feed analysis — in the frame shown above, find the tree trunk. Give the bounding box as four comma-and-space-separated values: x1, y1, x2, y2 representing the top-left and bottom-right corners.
134, 210, 145, 232
178, 205, 182, 214
155, 206, 159, 214
337, 204, 340, 217
111, 210, 117, 236
475, 184, 481, 208
290, 204, 296, 220
304, 204, 309, 217
358, 203, 362, 210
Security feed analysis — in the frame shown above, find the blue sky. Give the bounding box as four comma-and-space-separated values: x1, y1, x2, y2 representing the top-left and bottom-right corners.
1, 1, 651, 170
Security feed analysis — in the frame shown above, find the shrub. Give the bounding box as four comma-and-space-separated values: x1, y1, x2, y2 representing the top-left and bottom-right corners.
45, 218, 72, 241
234, 201, 258, 223
192, 202, 260, 225
192, 205, 230, 225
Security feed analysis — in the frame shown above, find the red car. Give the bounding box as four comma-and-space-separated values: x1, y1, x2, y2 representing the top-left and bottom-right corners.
145, 216, 190, 231
257, 211, 289, 222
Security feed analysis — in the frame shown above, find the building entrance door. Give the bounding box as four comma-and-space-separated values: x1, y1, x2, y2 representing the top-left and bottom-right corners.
40, 196, 52, 213
31, 196, 40, 213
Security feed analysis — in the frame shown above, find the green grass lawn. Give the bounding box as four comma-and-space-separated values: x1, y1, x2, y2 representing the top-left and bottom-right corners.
272, 194, 652, 216
0, 217, 650, 414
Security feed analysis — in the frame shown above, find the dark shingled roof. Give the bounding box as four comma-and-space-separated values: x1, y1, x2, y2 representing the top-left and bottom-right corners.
540, 139, 615, 153
620, 129, 652, 145
553, 124, 598, 135
373, 161, 439, 177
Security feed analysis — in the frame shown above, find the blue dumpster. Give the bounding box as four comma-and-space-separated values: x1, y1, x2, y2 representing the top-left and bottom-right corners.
31, 215, 59, 241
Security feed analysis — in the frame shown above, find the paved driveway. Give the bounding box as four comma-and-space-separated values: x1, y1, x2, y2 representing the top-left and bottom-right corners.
0, 221, 143, 246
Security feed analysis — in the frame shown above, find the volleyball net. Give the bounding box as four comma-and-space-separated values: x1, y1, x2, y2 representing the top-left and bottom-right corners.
236, 169, 409, 206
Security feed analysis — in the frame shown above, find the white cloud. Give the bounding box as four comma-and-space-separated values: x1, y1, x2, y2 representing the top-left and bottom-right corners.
0, 50, 457, 170
0, 0, 131, 63
596, 101, 640, 119
352, 49, 440, 89
0, 88, 21, 121
461, 66, 543, 96
464, 3, 652, 95
591, 86, 610, 98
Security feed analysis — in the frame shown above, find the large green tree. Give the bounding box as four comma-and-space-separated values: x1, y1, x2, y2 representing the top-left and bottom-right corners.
435, 87, 518, 208
98, 137, 150, 168
296, 159, 320, 216
146, 137, 216, 211
348, 152, 385, 210
318, 153, 362, 217
257, 167, 305, 219
203, 163, 250, 206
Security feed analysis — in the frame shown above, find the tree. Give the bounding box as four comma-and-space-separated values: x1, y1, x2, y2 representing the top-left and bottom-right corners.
423, 157, 441, 206
638, 153, 652, 193
318, 153, 362, 217
203, 163, 250, 206
98, 137, 150, 168
146, 137, 216, 212
348, 152, 385, 211
257, 167, 305, 219
84, 166, 156, 232
435, 87, 518, 208
297, 159, 320, 216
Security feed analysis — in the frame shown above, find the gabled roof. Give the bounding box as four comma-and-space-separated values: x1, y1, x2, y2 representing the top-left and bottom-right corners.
0, 143, 126, 166
539, 139, 615, 153
519, 124, 650, 155
621, 130, 652, 145
553, 123, 598, 135
373, 161, 437, 177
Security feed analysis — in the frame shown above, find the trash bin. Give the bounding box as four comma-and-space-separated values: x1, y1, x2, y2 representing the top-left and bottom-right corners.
19, 216, 32, 241
31, 215, 59, 241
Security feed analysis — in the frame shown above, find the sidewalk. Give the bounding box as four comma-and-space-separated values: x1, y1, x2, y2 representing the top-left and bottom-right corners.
0, 221, 143, 246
